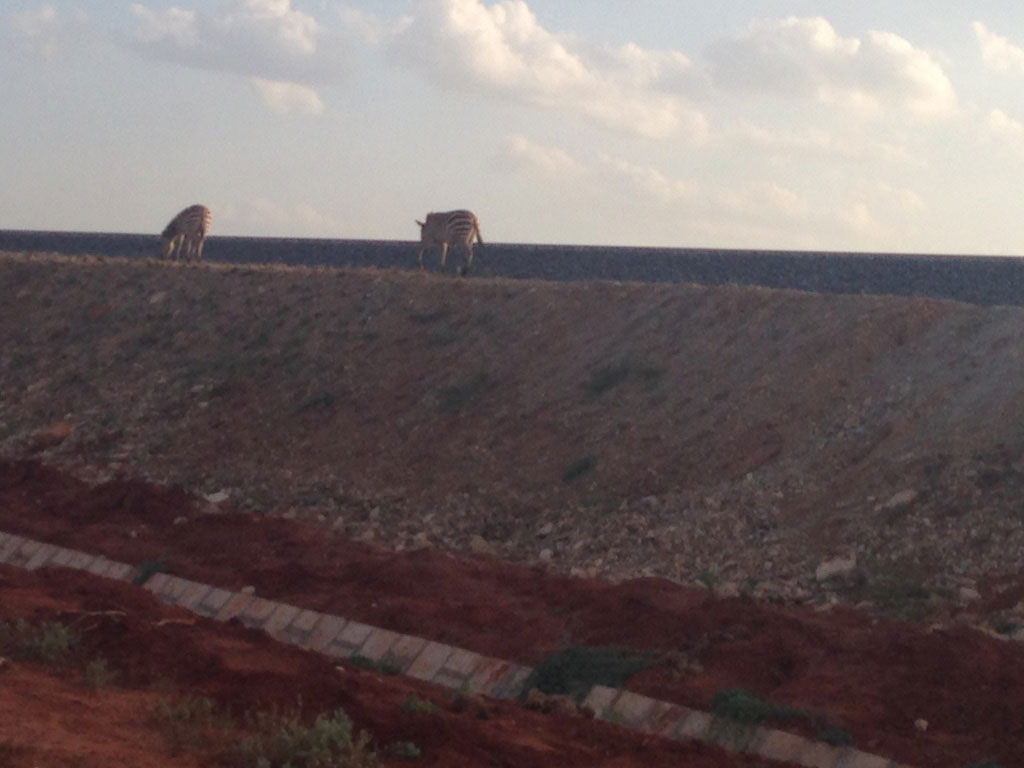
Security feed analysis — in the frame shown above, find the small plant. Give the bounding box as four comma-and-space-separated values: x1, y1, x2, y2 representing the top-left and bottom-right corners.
584, 359, 665, 397
235, 705, 378, 768
391, 740, 421, 760
0, 619, 77, 662
990, 614, 1018, 636
522, 646, 654, 703
562, 455, 597, 483
437, 372, 489, 414
132, 559, 167, 586
696, 570, 719, 590
585, 362, 632, 397
298, 391, 337, 412
427, 326, 461, 346
710, 688, 804, 725
408, 309, 450, 325
83, 657, 119, 690
710, 688, 851, 748
400, 693, 438, 715
156, 695, 224, 753
815, 723, 852, 746
346, 653, 403, 676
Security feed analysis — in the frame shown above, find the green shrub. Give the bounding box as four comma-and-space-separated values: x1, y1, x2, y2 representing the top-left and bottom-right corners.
584, 360, 665, 397
0, 619, 77, 662
83, 657, 119, 690
390, 741, 421, 760
156, 695, 224, 752
234, 706, 378, 768
522, 646, 654, 703
562, 455, 597, 483
710, 688, 804, 725
400, 694, 437, 715
437, 373, 488, 414
346, 653, 402, 676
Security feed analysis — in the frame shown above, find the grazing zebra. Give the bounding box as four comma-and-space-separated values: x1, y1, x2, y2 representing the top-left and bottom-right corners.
160, 204, 212, 262
416, 209, 483, 275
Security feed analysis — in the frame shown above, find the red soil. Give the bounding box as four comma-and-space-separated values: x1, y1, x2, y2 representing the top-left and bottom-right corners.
1, 458, 1022, 767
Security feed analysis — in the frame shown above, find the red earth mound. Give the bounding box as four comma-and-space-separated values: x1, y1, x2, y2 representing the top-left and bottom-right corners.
0, 565, 783, 768
1, 458, 1022, 767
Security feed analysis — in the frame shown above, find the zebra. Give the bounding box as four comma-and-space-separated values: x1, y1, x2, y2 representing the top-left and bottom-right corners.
160, 204, 212, 262
416, 209, 483, 275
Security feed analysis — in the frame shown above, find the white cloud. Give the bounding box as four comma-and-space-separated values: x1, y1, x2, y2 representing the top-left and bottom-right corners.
128, 0, 349, 112
708, 16, 956, 119
250, 77, 324, 114
338, 5, 411, 45
497, 134, 695, 202
983, 108, 1024, 157
389, 0, 708, 140
498, 134, 582, 176
735, 122, 917, 165
596, 154, 695, 203
12, 4, 89, 59
973, 21, 1024, 75
219, 198, 337, 236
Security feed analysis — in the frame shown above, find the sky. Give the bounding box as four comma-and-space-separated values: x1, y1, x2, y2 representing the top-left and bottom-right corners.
4, 1, 1024, 254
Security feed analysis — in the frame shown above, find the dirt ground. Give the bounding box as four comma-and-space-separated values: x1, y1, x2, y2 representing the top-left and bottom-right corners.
2, 252, 1024, 767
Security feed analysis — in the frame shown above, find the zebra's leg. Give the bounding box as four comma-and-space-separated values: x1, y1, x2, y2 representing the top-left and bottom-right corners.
417, 246, 426, 270
462, 242, 474, 276
439, 242, 448, 269
195, 236, 205, 262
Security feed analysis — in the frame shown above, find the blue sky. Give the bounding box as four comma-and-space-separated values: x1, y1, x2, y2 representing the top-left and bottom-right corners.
4, 1, 1024, 254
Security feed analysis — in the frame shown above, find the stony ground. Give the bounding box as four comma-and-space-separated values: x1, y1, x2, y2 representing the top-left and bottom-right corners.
2, 250, 1024, 766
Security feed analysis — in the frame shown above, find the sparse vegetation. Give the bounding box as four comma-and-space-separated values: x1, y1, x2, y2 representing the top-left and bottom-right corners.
562, 455, 597, 483
83, 656, 119, 690
346, 653, 403, 675
156, 697, 380, 767
853, 571, 934, 621
710, 688, 804, 725
156, 695, 223, 753
234, 705, 378, 768
400, 693, 438, 715
299, 391, 337, 412
990, 614, 1018, 636
584, 359, 665, 397
437, 372, 489, 414
710, 688, 850, 747
427, 326, 461, 346
522, 646, 654, 703
390, 740, 421, 760
407, 309, 450, 325
0, 619, 77, 662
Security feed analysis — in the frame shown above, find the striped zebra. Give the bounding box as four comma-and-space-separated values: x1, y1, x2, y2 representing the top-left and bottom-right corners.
416, 209, 483, 275
160, 204, 212, 262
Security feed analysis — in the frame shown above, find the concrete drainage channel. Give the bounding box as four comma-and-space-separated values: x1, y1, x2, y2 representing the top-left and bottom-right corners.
0, 530, 909, 768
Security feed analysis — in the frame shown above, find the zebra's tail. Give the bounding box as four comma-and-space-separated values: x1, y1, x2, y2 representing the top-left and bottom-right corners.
473, 218, 484, 248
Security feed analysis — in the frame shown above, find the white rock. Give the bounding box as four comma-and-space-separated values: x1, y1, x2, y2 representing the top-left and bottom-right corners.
914, 718, 929, 732
883, 489, 918, 510
815, 554, 858, 583
468, 535, 498, 558
958, 587, 982, 603
204, 490, 230, 504
714, 581, 740, 599
241, 585, 256, 595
